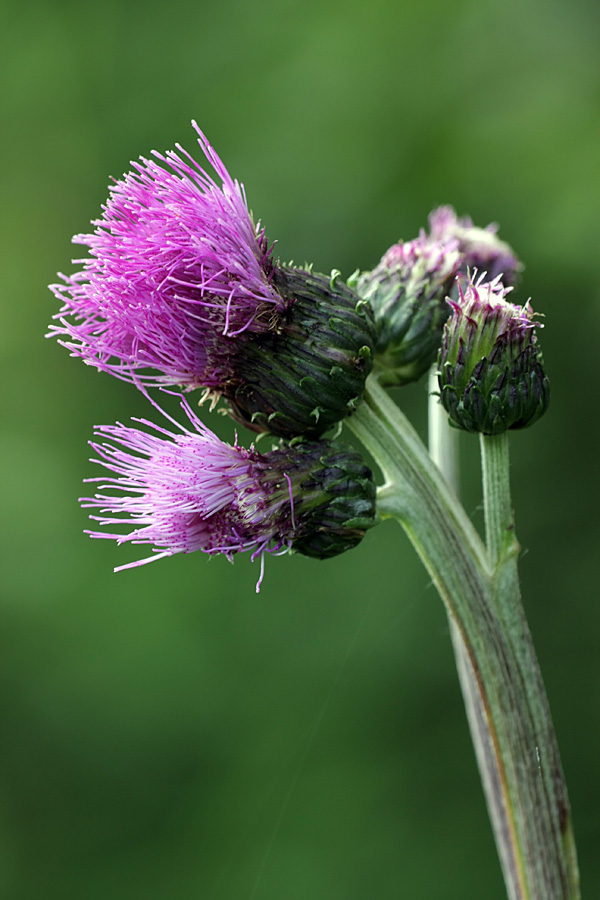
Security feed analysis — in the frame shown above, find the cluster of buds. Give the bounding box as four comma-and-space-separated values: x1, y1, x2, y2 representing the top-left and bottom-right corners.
355, 204, 548, 433
49, 125, 549, 579
354, 205, 523, 386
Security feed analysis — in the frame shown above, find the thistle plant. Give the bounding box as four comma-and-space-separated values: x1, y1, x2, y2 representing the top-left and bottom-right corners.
49, 124, 580, 900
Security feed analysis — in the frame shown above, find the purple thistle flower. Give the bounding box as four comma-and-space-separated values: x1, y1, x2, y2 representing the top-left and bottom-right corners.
49, 122, 285, 388
82, 399, 290, 584
48, 125, 376, 439
82, 396, 376, 584
428, 205, 522, 284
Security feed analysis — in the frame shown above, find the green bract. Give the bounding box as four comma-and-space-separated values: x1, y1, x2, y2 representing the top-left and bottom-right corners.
226, 266, 375, 438
355, 235, 462, 385
259, 440, 377, 560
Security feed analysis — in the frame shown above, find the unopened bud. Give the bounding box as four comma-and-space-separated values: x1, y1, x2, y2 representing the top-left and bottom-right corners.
356, 235, 461, 385
438, 273, 549, 434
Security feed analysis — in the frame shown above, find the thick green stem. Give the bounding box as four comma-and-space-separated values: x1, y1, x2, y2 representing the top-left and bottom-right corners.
479, 433, 580, 899
347, 375, 579, 900
428, 377, 523, 900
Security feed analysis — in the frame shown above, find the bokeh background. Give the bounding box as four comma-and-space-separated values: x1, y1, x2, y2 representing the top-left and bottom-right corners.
1, 0, 599, 897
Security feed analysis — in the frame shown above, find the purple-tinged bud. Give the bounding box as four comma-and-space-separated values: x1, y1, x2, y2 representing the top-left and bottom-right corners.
49, 125, 375, 438
355, 234, 462, 385
81, 398, 376, 581
437, 272, 549, 435
428, 206, 522, 285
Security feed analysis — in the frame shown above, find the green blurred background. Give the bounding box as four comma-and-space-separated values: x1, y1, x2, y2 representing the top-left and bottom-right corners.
1, 0, 599, 896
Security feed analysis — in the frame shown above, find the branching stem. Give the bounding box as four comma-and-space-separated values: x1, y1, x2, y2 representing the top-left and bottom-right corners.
347, 375, 580, 900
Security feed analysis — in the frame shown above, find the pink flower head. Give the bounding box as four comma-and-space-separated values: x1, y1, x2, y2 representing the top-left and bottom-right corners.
82, 397, 292, 585
81, 395, 377, 584
428, 205, 522, 284
49, 123, 286, 388
375, 230, 462, 291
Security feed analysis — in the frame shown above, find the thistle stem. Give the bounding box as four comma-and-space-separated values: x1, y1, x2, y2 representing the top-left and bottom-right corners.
480, 432, 513, 566
347, 375, 580, 900
427, 368, 460, 496
479, 432, 580, 899
428, 374, 524, 899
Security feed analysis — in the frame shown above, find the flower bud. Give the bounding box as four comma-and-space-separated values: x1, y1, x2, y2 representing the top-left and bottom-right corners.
428, 206, 522, 285
82, 397, 376, 582
227, 266, 375, 438
437, 272, 549, 434
355, 235, 462, 385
